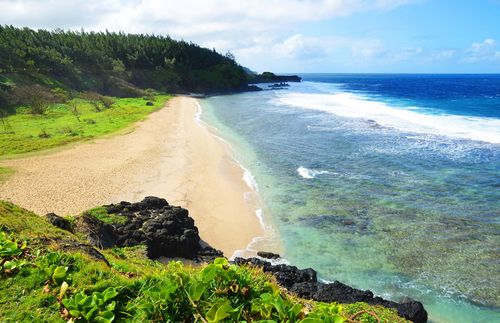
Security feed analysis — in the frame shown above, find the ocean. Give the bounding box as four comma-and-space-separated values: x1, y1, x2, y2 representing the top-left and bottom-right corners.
199, 74, 500, 322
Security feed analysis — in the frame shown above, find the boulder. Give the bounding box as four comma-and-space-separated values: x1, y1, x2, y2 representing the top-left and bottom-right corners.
76, 214, 117, 249
99, 197, 223, 261
257, 251, 281, 259
44, 213, 73, 232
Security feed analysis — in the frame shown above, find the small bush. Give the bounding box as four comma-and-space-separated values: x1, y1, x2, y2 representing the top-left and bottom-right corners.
38, 129, 51, 138
81, 92, 108, 112
58, 127, 78, 136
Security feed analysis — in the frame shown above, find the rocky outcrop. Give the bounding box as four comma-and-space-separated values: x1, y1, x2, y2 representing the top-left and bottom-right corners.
234, 257, 428, 323
70, 197, 223, 262
76, 214, 117, 249
249, 72, 301, 84
257, 251, 281, 259
44, 213, 73, 232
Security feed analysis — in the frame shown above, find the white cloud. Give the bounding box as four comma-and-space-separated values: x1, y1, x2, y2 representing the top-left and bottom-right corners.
0, 0, 417, 45
0, 0, 422, 71
351, 39, 386, 59
431, 49, 456, 60
464, 38, 500, 63
351, 41, 423, 61
374, 0, 420, 9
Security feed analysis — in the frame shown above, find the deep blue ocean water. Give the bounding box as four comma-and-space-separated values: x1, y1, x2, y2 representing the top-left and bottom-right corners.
200, 74, 500, 322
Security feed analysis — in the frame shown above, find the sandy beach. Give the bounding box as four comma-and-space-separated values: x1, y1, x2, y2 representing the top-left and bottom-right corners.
0, 96, 264, 256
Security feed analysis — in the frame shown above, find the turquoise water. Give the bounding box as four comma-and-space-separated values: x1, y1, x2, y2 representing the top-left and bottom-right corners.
200, 75, 500, 322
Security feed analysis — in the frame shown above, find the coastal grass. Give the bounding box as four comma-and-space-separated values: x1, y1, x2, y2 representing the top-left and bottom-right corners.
84, 206, 128, 225
0, 166, 13, 183
0, 95, 171, 157
0, 201, 408, 322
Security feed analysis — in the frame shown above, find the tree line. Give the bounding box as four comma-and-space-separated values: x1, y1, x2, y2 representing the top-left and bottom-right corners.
0, 25, 249, 111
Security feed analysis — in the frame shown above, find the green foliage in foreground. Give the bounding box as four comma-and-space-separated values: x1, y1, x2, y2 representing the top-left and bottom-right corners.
0, 95, 170, 156
0, 201, 408, 322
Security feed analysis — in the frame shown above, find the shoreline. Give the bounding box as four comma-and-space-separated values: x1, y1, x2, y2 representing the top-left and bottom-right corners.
193, 101, 283, 259
0, 96, 265, 256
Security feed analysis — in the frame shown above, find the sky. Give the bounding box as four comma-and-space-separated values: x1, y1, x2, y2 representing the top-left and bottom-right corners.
0, 0, 499, 73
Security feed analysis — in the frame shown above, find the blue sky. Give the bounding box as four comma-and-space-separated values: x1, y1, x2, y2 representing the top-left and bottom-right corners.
283, 0, 500, 73
0, 0, 499, 73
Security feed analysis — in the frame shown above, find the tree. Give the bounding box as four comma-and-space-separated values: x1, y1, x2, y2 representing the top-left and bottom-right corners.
12, 85, 57, 115
81, 91, 113, 112
0, 25, 249, 95
68, 100, 81, 122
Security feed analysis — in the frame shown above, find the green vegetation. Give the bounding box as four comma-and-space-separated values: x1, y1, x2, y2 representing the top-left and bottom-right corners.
0, 166, 13, 182
0, 25, 253, 157
84, 207, 128, 225
0, 25, 249, 109
0, 201, 408, 322
0, 94, 170, 156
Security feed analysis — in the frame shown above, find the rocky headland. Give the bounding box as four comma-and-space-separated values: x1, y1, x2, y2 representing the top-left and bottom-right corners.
249, 71, 302, 83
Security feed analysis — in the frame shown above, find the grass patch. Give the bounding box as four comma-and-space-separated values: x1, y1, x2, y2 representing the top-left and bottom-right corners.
0, 95, 171, 157
0, 166, 13, 183
84, 207, 128, 225
0, 201, 408, 322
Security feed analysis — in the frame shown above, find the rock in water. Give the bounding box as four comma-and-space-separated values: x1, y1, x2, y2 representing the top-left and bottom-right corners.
257, 251, 281, 259
233, 257, 428, 323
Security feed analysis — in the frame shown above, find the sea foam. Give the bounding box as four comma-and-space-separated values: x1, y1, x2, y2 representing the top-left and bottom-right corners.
297, 166, 329, 179
194, 101, 203, 124
275, 92, 500, 144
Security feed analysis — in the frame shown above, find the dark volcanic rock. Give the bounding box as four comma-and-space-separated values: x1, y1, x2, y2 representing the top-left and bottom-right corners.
77, 214, 118, 249
257, 251, 281, 259
233, 257, 427, 323
249, 72, 301, 84
98, 197, 223, 262
198, 245, 225, 263
244, 85, 263, 92
44, 213, 73, 232
59, 240, 111, 266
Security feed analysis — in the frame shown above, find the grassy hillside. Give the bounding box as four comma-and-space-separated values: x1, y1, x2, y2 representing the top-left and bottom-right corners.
0, 201, 407, 322
0, 94, 170, 157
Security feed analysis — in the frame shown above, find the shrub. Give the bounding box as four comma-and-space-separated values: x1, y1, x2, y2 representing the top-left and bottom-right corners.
11, 85, 58, 115
82, 92, 114, 112
62, 287, 119, 322
38, 129, 51, 138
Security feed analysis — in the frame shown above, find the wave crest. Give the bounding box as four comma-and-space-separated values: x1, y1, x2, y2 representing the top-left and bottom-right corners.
297, 166, 329, 179
275, 92, 500, 144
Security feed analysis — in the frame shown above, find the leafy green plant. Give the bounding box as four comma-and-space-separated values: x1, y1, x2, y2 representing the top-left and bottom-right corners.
0, 231, 25, 258
300, 303, 345, 323
205, 300, 233, 322
0, 231, 27, 273
62, 287, 119, 323
250, 291, 304, 321
34, 251, 71, 285
126, 278, 186, 321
